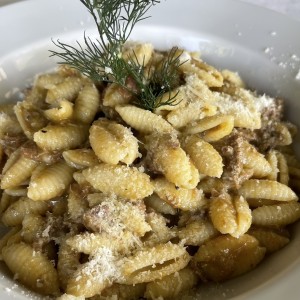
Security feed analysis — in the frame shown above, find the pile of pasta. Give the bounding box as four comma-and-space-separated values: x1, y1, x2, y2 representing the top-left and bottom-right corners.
0, 42, 300, 300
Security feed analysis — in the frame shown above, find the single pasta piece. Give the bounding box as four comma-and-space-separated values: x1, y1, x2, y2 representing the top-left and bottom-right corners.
146, 133, 199, 189
209, 194, 252, 238
62, 148, 99, 169
181, 135, 223, 178
248, 227, 290, 253
1, 197, 49, 226
241, 140, 272, 178
177, 219, 218, 246
115, 105, 174, 134
191, 234, 266, 282
144, 267, 199, 299
166, 102, 217, 130
21, 214, 45, 244
44, 99, 74, 122
45, 76, 83, 104
103, 83, 133, 107
34, 123, 89, 152
27, 160, 74, 201
14, 102, 48, 139
239, 179, 298, 201
67, 184, 88, 222
82, 164, 153, 200
73, 83, 100, 124
89, 118, 139, 165
2, 242, 60, 296
252, 202, 300, 227
1, 155, 39, 189
118, 242, 190, 285
153, 177, 206, 212
144, 193, 177, 215
266, 151, 289, 184
179, 56, 223, 87
182, 114, 234, 142
57, 241, 81, 290
66, 247, 119, 297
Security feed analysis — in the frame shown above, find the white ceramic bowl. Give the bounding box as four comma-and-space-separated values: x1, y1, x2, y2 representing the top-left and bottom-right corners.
0, 0, 300, 299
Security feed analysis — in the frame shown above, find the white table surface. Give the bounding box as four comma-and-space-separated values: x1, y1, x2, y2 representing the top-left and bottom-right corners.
0, 0, 300, 21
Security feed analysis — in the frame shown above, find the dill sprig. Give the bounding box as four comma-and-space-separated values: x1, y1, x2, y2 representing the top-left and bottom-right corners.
50, 0, 183, 111
128, 47, 183, 110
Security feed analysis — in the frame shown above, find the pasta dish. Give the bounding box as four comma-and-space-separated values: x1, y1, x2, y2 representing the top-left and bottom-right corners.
0, 42, 299, 299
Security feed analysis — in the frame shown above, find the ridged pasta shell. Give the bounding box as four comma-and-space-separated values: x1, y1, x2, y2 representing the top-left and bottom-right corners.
34, 123, 89, 151
82, 164, 153, 200
181, 135, 223, 178
73, 83, 100, 124
89, 119, 139, 165
1, 155, 39, 189
146, 133, 199, 189
209, 194, 252, 238
27, 161, 74, 201
118, 243, 190, 284
239, 179, 298, 201
2, 242, 60, 295
191, 234, 266, 282
177, 219, 218, 246
153, 177, 206, 212
252, 202, 300, 227
248, 227, 289, 253
1, 197, 49, 226
144, 267, 198, 299
115, 105, 174, 134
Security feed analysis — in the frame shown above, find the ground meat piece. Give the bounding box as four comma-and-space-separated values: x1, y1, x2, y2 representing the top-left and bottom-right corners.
214, 130, 252, 190
20, 140, 62, 164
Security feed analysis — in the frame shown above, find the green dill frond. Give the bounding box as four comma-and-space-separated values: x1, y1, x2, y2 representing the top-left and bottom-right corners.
50, 0, 184, 111
127, 47, 184, 111
50, 0, 160, 83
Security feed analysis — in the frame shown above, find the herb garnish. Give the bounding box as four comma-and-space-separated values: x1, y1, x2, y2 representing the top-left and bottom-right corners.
50, 0, 183, 111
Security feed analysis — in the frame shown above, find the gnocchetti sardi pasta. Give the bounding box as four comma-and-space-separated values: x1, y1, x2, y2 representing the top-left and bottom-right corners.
0, 42, 300, 299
